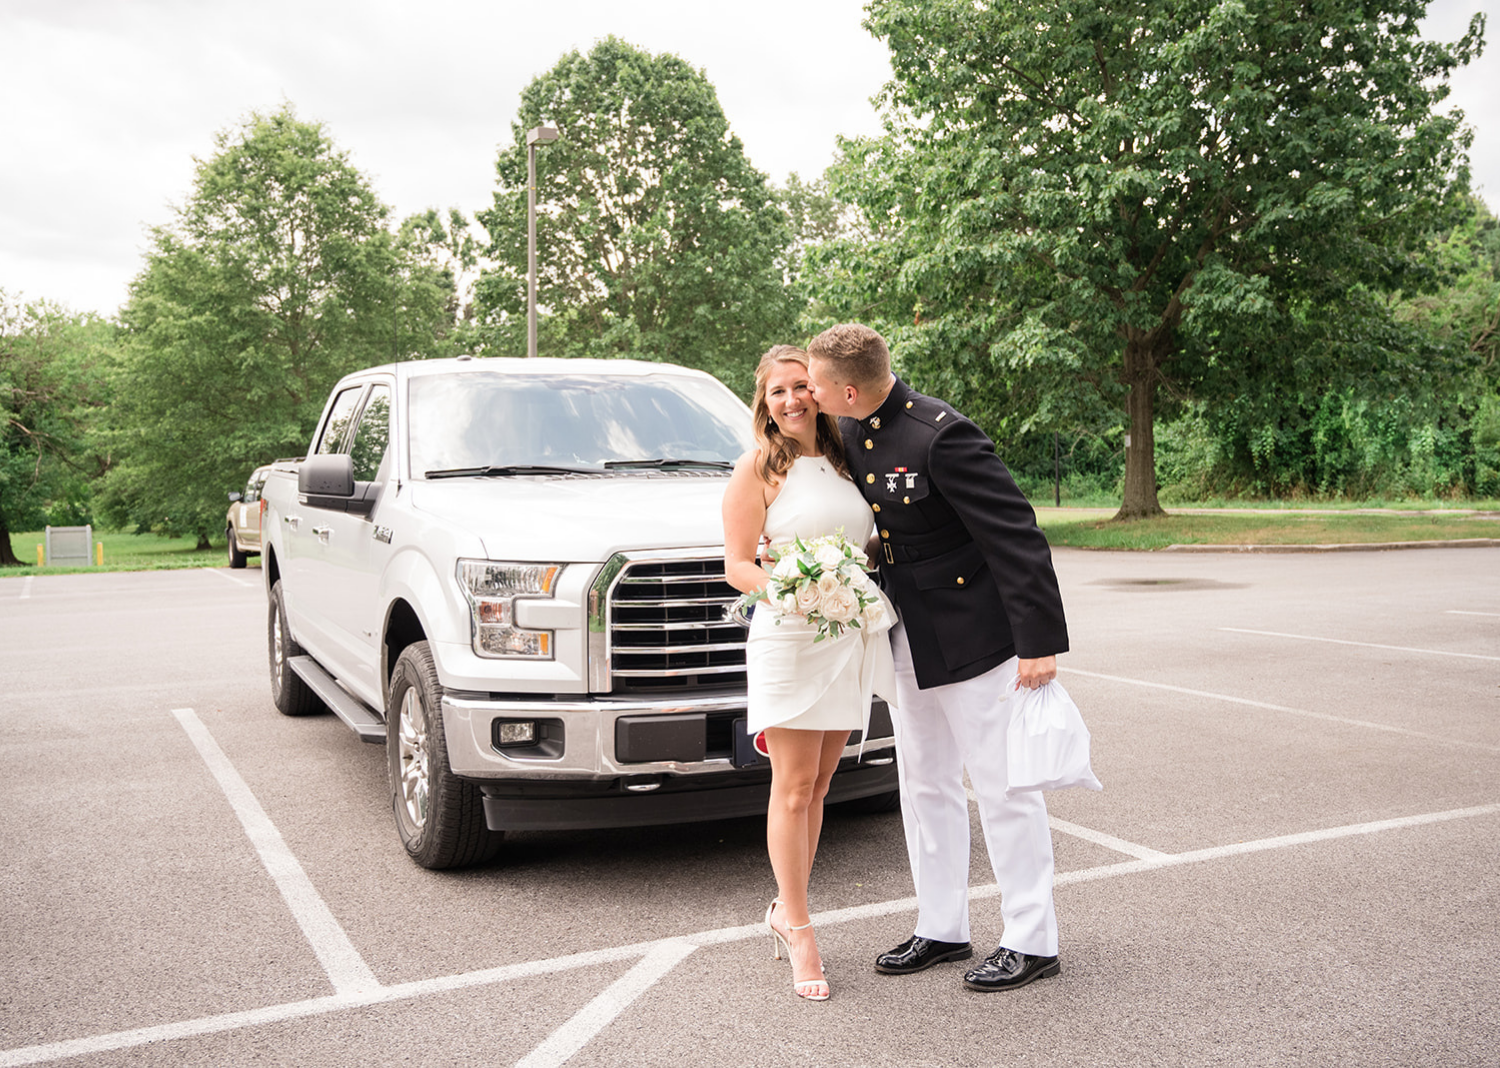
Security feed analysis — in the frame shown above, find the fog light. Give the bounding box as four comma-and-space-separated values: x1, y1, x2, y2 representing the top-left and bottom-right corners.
496, 721, 537, 747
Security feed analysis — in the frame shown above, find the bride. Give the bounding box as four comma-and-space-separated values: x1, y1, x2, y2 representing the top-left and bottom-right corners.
722, 344, 896, 1002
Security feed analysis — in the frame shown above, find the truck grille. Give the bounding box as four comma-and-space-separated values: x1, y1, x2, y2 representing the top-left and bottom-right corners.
607, 558, 747, 691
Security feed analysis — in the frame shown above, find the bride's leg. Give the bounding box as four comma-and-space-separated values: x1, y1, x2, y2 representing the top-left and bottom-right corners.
765, 728, 830, 995
765, 727, 823, 922
805, 730, 851, 872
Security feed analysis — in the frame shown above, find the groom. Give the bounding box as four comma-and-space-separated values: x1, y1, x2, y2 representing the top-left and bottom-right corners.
806, 323, 1071, 992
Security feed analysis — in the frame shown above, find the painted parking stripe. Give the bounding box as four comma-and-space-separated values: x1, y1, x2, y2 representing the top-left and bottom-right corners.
1447, 610, 1500, 618
1047, 816, 1171, 861
1063, 668, 1500, 754
19, 576, 33, 599
172, 709, 379, 995
515, 942, 699, 1068
964, 785, 1167, 860
1, 799, 1495, 1068
204, 567, 255, 588
1219, 626, 1500, 662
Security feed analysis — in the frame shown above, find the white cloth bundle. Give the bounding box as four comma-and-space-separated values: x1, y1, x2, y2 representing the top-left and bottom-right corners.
1001, 676, 1103, 797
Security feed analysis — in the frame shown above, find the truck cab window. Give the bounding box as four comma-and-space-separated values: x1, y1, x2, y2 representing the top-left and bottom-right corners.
316, 387, 364, 455
349, 385, 391, 482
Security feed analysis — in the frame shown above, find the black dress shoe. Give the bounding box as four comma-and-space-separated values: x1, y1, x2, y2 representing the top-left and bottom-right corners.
874, 936, 973, 974
963, 946, 1060, 991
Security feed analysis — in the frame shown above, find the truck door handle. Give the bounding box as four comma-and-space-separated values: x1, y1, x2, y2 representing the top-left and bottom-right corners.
312, 526, 332, 542
284, 515, 301, 530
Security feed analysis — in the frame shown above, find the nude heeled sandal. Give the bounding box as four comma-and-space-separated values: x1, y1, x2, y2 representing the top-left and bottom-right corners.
765, 899, 830, 1001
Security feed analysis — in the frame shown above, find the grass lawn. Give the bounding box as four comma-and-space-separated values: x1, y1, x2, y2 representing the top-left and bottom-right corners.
1037, 508, 1500, 550
4, 507, 1499, 575
2, 528, 256, 577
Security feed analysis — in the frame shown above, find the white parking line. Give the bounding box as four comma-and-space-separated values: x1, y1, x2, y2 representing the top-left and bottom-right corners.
1447, 610, 1500, 618
1, 798, 1495, 1068
964, 786, 1167, 860
1219, 627, 1500, 662
1063, 668, 1500, 754
204, 568, 255, 588
1048, 817, 1170, 861
19, 576, 33, 599
515, 942, 699, 1068
171, 709, 379, 995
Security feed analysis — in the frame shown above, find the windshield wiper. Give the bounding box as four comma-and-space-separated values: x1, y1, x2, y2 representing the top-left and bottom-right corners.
425, 464, 603, 478
603, 458, 735, 471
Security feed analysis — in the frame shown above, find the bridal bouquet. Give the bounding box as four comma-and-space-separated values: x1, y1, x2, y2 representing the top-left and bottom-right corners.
737, 531, 885, 642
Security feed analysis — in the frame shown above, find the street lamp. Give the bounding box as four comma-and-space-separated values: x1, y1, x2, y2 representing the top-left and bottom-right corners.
526, 125, 559, 359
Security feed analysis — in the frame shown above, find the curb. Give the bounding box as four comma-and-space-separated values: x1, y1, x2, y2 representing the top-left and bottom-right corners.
1158, 539, 1500, 554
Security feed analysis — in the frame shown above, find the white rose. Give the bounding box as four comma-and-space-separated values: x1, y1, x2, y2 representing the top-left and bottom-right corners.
772, 553, 801, 580
821, 585, 859, 623
860, 597, 886, 626
795, 583, 823, 615
779, 592, 799, 615
814, 544, 844, 570
816, 571, 841, 596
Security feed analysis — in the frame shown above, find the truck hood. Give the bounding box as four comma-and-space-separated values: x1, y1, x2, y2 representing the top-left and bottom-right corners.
407, 474, 731, 560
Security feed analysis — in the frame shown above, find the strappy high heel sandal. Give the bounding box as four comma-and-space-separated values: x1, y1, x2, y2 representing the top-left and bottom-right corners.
765, 898, 791, 959
765, 900, 830, 1001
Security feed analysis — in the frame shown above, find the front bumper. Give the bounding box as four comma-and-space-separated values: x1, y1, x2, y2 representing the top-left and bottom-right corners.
442, 689, 898, 831
442, 690, 895, 779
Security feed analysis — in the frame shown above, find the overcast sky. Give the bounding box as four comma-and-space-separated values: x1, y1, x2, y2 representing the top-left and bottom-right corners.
2, 0, 1494, 319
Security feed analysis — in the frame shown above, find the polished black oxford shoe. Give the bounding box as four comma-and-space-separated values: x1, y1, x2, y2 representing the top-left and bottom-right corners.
874, 936, 973, 974
962, 947, 1061, 991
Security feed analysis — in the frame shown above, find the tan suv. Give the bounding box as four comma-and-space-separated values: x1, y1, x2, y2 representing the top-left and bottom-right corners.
226, 465, 272, 568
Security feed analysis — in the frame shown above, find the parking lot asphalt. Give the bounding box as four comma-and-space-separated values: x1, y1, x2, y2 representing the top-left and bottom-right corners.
0, 548, 1496, 1067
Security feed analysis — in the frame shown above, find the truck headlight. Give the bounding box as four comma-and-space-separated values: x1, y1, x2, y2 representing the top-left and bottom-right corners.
457, 560, 562, 659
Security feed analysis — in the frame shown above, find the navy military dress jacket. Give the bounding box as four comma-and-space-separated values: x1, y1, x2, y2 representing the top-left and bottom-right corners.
840, 378, 1069, 690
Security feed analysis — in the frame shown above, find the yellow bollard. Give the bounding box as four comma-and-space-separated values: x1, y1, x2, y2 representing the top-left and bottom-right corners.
36, 544, 44, 566
96, 542, 104, 566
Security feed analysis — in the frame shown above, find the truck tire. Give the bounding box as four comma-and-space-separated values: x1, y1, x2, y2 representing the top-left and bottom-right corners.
387, 642, 504, 870
228, 529, 248, 569
268, 580, 323, 716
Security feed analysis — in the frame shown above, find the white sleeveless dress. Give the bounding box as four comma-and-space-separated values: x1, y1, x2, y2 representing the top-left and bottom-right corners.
745, 455, 897, 734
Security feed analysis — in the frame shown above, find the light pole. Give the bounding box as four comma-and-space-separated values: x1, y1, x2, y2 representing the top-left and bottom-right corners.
526, 125, 559, 359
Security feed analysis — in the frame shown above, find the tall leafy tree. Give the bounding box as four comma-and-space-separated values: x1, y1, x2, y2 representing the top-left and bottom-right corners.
0, 293, 113, 566
808, 0, 1485, 516
100, 105, 455, 545
474, 37, 796, 394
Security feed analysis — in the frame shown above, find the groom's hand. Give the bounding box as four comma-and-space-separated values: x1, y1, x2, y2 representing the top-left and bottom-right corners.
1015, 655, 1056, 690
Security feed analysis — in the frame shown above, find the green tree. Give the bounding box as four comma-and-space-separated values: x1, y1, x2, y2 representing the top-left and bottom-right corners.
474, 37, 796, 394
0, 293, 113, 565
100, 105, 455, 545
807, 0, 1485, 517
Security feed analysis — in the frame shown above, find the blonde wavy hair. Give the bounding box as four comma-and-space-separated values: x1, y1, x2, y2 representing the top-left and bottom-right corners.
750, 345, 850, 485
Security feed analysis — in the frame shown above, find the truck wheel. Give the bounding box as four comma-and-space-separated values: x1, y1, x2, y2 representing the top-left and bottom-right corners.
268, 580, 323, 716
228, 529, 248, 569
387, 642, 504, 870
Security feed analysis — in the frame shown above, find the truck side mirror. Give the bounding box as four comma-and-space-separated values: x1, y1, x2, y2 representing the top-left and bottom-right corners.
299, 453, 355, 497
228, 491, 243, 502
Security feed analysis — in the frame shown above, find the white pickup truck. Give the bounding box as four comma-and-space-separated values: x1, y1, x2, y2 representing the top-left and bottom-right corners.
259, 356, 897, 869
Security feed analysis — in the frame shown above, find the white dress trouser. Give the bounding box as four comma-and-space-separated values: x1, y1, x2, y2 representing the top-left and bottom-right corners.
890, 622, 1059, 956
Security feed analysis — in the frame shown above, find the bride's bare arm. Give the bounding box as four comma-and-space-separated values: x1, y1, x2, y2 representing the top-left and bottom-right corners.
723, 451, 774, 596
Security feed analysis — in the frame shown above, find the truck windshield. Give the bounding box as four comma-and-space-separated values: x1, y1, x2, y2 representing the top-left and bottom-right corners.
409, 372, 754, 477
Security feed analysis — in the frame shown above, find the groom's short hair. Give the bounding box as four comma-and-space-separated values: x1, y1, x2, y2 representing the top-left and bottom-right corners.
807, 323, 890, 390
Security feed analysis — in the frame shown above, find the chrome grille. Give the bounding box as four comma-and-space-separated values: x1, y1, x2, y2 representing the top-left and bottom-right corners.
607, 557, 747, 690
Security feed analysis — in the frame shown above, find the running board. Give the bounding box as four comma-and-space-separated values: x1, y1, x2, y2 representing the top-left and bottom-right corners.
287, 656, 386, 743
